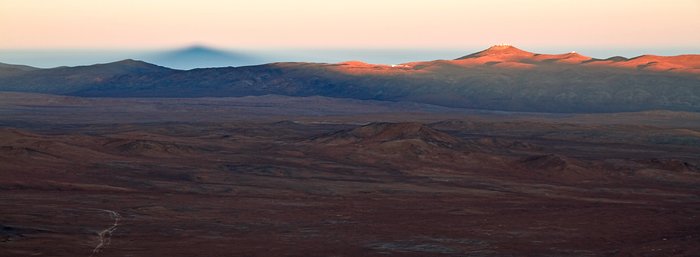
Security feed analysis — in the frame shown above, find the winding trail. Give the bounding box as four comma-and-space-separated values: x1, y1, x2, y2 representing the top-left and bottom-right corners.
89, 209, 121, 257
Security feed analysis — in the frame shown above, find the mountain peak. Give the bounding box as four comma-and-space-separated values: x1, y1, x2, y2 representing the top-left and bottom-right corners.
83, 59, 172, 74
113, 59, 150, 65
486, 44, 517, 50
457, 44, 534, 60
108, 59, 170, 70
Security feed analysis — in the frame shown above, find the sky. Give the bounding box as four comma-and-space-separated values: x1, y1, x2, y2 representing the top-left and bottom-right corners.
0, 0, 698, 67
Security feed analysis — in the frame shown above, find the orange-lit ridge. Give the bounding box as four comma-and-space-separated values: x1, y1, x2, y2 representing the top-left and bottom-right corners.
329, 45, 700, 75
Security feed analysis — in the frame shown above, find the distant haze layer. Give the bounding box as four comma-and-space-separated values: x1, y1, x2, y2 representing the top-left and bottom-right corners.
2, 46, 700, 69
1, 0, 699, 49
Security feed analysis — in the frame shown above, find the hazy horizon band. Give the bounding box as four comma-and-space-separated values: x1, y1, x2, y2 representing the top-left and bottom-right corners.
1, 0, 698, 49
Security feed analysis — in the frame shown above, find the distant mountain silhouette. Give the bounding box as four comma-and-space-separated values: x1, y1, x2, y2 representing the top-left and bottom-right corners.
0, 59, 173, 94
0, 62, 39, 76
0, 45, 698, 113
77, 59, 172, 74
145, 45, 257, 69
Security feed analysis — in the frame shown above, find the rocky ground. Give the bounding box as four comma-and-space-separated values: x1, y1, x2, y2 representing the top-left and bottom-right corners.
1, 117, 699, 257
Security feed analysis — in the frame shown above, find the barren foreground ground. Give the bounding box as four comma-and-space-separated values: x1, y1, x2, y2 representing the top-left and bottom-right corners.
1, 94, 699, 257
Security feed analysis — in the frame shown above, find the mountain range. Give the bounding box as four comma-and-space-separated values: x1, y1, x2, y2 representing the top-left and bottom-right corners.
0, 45, 698, 113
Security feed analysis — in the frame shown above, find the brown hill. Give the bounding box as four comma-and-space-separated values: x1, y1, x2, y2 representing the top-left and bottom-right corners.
103, 138, 204, 157
314, 122, 459, 146
311, 123, 468, 162
584, 54, 700, 73
0, 128, 114, 167
516, 154, 602, 181
643, 158, 699, 173
520, 154, 573, 171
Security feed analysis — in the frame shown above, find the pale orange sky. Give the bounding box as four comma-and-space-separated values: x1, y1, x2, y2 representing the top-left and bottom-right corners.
1, 0, 699, 49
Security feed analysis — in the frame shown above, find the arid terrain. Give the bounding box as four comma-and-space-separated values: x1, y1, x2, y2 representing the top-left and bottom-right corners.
1, 93, 699, 257
3, 0, 699, 254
